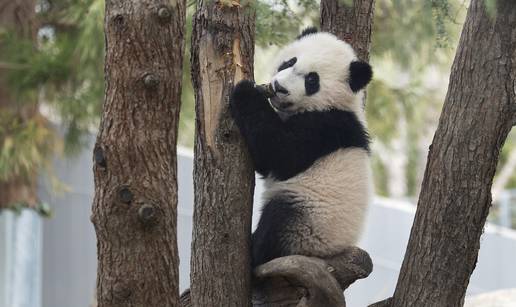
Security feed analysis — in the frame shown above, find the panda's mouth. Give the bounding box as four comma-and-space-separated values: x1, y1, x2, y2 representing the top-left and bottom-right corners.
270, 97, 294, 112
269, 97, 294, 120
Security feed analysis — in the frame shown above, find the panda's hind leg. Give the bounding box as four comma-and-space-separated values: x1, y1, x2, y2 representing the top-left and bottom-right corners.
251, 194, 309, 268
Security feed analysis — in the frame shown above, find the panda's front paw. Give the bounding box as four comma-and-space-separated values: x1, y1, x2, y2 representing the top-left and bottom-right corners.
231, 80, 260, 101
230, 80, 268, 116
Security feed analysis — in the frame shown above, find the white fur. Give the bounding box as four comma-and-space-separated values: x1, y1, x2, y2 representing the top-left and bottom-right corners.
269, 32, 365, 123
263, 148, 372, 256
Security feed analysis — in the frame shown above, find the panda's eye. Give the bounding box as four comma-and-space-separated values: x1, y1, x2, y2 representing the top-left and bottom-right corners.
305, 72, 320, 96
278, 57, 297, 72
306, 73, 318, 84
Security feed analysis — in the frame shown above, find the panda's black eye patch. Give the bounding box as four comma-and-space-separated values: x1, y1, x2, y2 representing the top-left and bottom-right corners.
278, 57, 297, 72
305, 72, 320, 96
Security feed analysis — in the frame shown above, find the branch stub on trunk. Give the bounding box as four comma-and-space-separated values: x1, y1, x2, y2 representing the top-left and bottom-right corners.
93, 146, 107, 168
112, 14, 126, 30
138, 203, 157, 224
157, 6, 171, 21
143, 73, 160, 89
117, 186, 134, 204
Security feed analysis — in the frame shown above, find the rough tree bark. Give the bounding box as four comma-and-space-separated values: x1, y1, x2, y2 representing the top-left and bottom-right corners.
0, 0, 39, 210
320, 0, 375, 61
91, 1, 185, 306
189, 1, 256, 306
387, 1, 516, 306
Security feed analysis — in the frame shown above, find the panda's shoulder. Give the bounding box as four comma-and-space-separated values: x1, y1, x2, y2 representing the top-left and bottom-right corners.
292, 109, 369, 148
292, 109, 361, 127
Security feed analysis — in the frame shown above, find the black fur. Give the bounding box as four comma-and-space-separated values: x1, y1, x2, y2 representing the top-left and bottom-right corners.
251, 193, 304, 267
349, 61, 373, 93
278, 57, 297, 72
230, 80, 369, 181
297, 27, 318, 40
304, 72, 320, 95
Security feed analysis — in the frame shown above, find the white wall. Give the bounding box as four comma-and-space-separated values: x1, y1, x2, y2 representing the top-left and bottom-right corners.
0, 210, 42, 307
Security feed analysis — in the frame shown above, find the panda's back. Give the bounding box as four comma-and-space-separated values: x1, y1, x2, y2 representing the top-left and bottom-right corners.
252, 147, 371, 266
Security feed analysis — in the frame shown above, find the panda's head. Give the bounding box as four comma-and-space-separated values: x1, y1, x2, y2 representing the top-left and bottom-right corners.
268, 27, 372, 118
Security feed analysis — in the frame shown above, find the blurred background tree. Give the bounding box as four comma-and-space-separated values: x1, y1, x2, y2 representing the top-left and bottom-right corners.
1, 0, 515, 214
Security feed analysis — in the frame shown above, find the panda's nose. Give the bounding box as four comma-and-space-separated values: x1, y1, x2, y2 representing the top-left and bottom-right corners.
274, 80, 289, 95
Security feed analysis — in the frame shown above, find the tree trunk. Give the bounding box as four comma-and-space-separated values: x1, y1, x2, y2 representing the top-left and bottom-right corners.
390, 1, 516, 306
320, 0, 375, 61
0, 0, 38, 210
189, 1, 256, 306
91, 1, 186, 306
0, 176, 38, 209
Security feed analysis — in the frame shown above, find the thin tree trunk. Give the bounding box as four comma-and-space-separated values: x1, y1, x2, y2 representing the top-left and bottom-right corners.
189, 1, 256, 306
91, 1, 186, 306
0, 0, 38, 210
390, 1, 516, 306
320, 0, 375, 61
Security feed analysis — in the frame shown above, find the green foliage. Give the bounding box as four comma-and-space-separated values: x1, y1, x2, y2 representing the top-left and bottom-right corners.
1, 32, 69, 99
45, 0, 105, 153
0, 0, 103, 209
255, 0, 318, 47
367, 0, 466, 196
371, 0, 464, 68
1, 0, 104, 156
498, 130, 516, 187
178, 7, 195, 147
0, 112, 56, 181
429, 0, 454, 48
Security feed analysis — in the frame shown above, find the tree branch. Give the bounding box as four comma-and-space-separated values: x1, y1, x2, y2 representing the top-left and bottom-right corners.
253, 247, 372, 307
180, 246, 372, 306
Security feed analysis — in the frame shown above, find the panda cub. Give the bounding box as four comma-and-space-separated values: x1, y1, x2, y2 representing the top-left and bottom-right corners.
230, 27, 373, 268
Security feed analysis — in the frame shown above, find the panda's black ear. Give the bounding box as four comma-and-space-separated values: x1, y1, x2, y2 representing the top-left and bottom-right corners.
297, 27, 318, 40
349, 61, 373, 93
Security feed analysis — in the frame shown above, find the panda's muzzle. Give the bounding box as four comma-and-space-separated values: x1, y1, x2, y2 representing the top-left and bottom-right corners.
273, 80, 289, 95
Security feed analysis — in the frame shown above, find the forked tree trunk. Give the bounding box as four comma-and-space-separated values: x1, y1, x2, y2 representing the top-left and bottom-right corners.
91, 1, 186, 306
320, 0, 375, 61
389, 1, 516, 306
189, 1, 256, 306
0, 0, 38, 210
